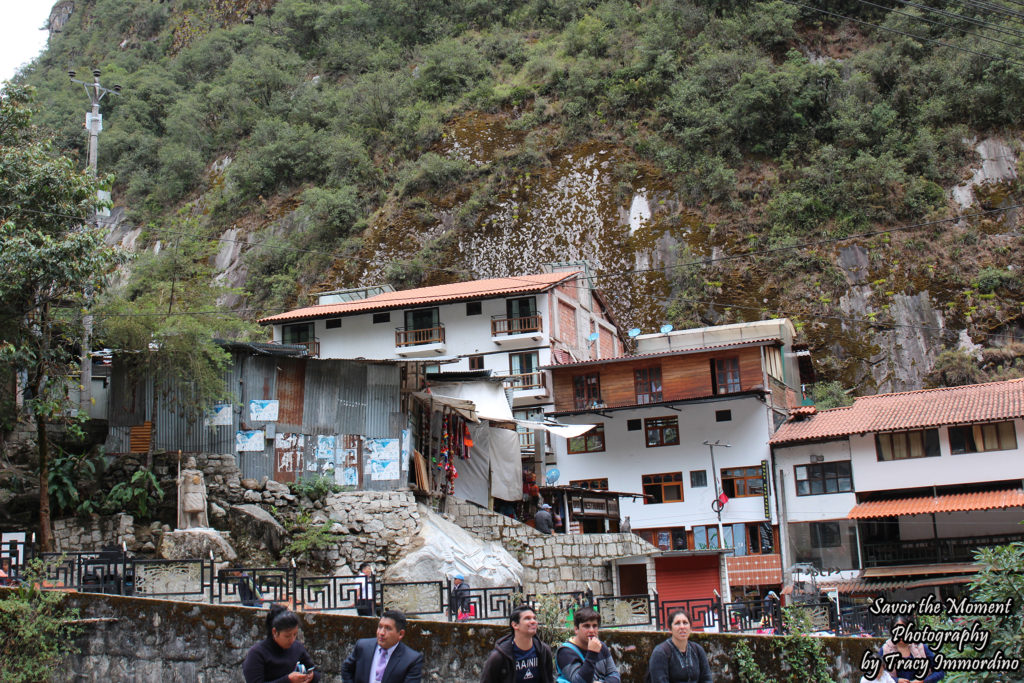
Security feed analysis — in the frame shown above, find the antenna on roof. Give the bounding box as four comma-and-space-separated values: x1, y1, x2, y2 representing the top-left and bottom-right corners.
628, 328, 641, 338
587, 332, 599, 343
660, 324, 674, 334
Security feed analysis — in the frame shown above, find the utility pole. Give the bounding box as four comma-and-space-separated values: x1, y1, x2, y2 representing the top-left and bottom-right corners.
68, 68, 120, 413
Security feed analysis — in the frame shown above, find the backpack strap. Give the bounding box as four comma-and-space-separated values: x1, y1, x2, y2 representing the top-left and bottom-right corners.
555, 641, 587, 675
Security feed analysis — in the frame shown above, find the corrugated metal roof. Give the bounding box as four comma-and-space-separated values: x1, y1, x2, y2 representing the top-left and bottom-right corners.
861, 563, 980, 577
847, 489, 1024, 519
259, 271, 579, 324
771, 378, 1024, 445
542, 338, 781, 369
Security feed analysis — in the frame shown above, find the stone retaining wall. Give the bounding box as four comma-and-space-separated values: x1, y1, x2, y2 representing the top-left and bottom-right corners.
46, 589, 879, 683
445, 497, 657, 594
52, 513, 135, 553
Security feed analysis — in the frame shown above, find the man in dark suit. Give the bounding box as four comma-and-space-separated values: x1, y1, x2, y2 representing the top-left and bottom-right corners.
342, 609, 423, 683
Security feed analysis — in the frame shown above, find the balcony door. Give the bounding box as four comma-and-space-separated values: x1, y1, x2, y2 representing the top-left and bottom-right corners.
405, 307, 439, 331
509, 351, 540, 387
282, 322, 313, 344
506, 296, 537, 332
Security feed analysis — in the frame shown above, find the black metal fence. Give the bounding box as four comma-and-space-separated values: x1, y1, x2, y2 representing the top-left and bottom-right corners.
1, 542, 882, 635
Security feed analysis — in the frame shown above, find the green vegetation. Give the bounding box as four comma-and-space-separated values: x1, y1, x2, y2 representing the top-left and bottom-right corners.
732, 605, 834, 682
104, 470, 166, 521
289, 474, 342, 501
0, 559, 83, 682
12, 0, 1024, 392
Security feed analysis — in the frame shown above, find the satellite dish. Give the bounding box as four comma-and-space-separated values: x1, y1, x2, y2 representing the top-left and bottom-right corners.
546, 468, 560, 485
587, 332, 599, 341
628, 328, 641, 338
660, 324, 674, 334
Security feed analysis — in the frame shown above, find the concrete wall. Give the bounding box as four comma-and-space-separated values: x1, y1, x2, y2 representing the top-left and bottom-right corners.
446, 497, 657, 594
49, 590, 880, 683
773, 439, 856, 523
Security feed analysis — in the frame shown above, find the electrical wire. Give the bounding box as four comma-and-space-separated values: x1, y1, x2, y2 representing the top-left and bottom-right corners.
892, 0, 1024, 42
781, 0, 1024, 66
852, 0, 1024, 54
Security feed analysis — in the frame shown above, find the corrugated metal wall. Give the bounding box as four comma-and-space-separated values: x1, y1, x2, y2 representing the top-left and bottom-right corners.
105, 352, 402, 484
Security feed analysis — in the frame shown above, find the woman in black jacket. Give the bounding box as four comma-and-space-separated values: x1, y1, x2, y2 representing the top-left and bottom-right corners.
647, 609, 712, 683
242, 604, 321, 683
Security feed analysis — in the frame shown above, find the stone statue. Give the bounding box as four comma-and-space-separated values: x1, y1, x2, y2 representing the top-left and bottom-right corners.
177, 456, 209, 529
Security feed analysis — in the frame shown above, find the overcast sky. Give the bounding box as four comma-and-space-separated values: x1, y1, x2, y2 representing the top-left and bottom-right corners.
1, 1, 53, 83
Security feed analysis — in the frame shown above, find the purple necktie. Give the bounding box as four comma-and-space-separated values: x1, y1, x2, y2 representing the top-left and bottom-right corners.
375, 647, 389, 682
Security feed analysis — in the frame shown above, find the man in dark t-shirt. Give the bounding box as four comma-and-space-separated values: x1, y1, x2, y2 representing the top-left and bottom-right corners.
479, 605, 554, 683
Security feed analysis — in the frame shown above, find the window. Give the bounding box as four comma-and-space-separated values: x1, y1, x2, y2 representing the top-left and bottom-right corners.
568, 425, 605, 454
506, 296, 538, 332
372, 312, 390, 324
690, 470, 707, 488
509, 352, 540, 387
693, 525, 720, 550
810, 522, 842, 548
468, 355, 484, 371
466, 301, 482, 316
643, 472, 683, 503
643, 527, 688, 550
949, 422, 1017, 454
405, 307, 439, 331
645, 416, 680, 447
721, 466, 764, 498
573, 373, 602, 410
715, 409, 732, 422
282, 323, 313, 344
570, 478, 609, 490
634, 367, 663, 404
626, 419, 641, 431
325, 318, 341, 329
795, 461, 853, 496
876, 429, 940, 461
711, 357, 741, 394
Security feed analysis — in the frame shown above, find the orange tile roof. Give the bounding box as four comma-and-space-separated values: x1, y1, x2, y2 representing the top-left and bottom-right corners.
544, 338, 781, 368
771, 378, 1024, 445
259, 271, 579, 324
847, 488, 1024, 519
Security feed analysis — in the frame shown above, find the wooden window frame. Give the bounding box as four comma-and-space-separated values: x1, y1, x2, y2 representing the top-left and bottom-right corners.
644, 416, 680, 448
569, 478, 609, 491
711, 356, 741, 394
794, 461, 853, 496
642, 471, 683, 504
573, 373, 602, 410
468, 355, 484, 371
721, 466, 765, 498
372, 312, 391, 324
948, 421, 1017, 454
875, 429, 940, 461
634, 366, 663, 405
567, 425, 606, 454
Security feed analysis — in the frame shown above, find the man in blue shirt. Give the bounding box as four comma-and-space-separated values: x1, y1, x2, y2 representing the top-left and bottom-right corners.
479, 605, 554, 683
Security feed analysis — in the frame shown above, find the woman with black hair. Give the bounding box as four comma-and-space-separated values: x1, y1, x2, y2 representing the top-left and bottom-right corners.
878, 614, 944, 683
647, 608, 712, 683
242, 604, 321, 683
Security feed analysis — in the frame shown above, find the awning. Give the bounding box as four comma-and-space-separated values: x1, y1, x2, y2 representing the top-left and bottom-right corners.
410, 391, 479, 422
818, 579, 908, 594
847, 489, 1024, 519
862, 562, 979, 578
516, 421, 596, 439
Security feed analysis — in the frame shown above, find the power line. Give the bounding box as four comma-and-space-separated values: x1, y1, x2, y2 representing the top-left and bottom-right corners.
782, 0, 1024, 67
854, 0, 1024, 54
893, 0, 1024, 42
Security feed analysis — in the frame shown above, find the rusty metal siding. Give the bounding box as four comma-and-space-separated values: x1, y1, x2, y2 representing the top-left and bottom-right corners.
103, 352, 403, 486
365, 364, 400, 438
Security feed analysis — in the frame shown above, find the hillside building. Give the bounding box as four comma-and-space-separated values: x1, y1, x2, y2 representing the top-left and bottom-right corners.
770, 378, 1024, 600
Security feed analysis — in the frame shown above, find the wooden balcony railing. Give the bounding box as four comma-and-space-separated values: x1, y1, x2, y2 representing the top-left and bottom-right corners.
395, 325, 445, 347
276, 339, 320, 357
518, 429, 536, 450
503, 371, 545, 391
862, 532, 1024, 567
491, 314, 543, 336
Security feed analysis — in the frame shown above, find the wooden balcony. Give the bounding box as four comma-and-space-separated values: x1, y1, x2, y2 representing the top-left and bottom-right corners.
862, 532, 1024, 567
395, 325, 445, 347
295, 339, 320, 357
503, 371, 546, 391
491, 314, 543, 341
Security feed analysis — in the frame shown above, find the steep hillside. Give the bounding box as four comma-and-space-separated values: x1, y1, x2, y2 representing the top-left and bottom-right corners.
16, 0, 1024, 394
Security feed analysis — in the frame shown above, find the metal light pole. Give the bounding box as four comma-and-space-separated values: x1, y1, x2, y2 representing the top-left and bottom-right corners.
704, 439, 731, 524
68, 68, 120, 413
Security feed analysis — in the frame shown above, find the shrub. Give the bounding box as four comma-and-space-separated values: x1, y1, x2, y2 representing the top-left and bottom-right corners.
397, 152, 474, 197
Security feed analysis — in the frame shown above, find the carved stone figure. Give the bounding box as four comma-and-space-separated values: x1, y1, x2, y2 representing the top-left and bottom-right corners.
177, 456, 209, 529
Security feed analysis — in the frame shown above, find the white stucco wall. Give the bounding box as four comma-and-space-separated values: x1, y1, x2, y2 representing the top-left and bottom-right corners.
551, 396, 776, 531
772, 440, 857, 523
848, 418, 1024, 492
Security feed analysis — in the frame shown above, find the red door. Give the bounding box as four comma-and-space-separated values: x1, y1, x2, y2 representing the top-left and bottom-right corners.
655, 555, 721, 630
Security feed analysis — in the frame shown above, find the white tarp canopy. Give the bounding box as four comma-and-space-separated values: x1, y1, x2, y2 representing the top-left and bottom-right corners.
426, 381, 514, 421
513, 420, 596, 439
411, 391, 479, 422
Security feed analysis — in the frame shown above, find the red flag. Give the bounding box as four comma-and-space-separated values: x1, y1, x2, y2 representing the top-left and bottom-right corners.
718, 492, 729, 507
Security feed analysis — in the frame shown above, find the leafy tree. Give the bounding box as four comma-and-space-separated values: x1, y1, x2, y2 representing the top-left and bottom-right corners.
0, 84, 123, 551
96, 211, 258, 466
810, 380, 854, 410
